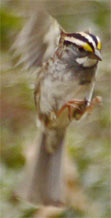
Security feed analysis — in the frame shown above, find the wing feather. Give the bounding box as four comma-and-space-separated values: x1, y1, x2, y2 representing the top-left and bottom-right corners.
12, 10, 61, 70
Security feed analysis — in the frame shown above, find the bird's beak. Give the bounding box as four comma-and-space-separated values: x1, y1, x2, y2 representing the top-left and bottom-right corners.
94, 49, 102, 61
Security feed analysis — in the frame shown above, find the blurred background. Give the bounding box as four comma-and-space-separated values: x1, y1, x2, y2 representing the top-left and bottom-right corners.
0, 0, 110, 217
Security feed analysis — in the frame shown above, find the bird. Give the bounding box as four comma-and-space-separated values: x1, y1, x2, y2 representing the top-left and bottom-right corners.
13, 10, 102, 206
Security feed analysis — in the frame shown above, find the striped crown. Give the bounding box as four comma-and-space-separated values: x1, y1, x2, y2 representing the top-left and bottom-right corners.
63, 32, 102, 53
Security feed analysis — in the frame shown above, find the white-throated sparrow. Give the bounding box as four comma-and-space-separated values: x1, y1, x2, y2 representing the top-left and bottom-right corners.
13, 10, 102, 206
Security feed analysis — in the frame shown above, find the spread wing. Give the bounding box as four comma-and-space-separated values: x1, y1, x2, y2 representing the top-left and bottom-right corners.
12, 10, 62, 71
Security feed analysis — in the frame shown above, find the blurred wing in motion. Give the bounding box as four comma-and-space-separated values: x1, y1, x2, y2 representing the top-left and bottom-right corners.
12, 10, 62, 70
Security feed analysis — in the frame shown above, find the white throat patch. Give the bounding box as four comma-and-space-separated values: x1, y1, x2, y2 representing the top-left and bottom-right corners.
76, 56, 97, 67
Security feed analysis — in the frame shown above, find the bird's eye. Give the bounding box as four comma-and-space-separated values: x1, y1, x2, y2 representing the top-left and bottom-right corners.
78, 47, 84, 52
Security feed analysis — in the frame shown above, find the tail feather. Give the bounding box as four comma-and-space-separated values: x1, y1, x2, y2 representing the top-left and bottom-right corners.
28, 128, 65, 206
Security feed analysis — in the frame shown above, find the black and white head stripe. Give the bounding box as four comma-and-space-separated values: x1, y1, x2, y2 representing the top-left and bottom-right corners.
88, 33, 98, 46
64, 32, 101, 52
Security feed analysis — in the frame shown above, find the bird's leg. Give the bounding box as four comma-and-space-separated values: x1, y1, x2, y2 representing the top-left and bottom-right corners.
56, 96, 102, 120
72, 96, 102, 120
56, 99, 85, 120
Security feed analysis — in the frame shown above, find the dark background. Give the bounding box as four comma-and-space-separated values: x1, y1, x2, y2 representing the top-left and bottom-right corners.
0, 0, 110, 217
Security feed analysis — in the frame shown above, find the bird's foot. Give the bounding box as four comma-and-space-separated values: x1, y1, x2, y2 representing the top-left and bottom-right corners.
72, 95, 102, 120
56, 99, 86, 120
56, 96, 102, 120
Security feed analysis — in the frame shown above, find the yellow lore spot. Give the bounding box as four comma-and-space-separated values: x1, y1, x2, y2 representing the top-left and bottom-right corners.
97, 41, 102, 50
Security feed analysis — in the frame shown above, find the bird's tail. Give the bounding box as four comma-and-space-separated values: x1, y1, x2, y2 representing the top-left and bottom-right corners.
28, 128, 66, 206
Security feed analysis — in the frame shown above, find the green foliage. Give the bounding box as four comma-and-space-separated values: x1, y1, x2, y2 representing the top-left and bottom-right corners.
57, 208, 84, 218
1, 141, 25, 169
93, 1, 110, 28
0, 8, 22, 49
20, 207, 37, 218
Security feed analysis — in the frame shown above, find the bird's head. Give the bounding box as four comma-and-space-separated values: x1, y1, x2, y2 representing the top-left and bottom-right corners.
62, 31, 102, 67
